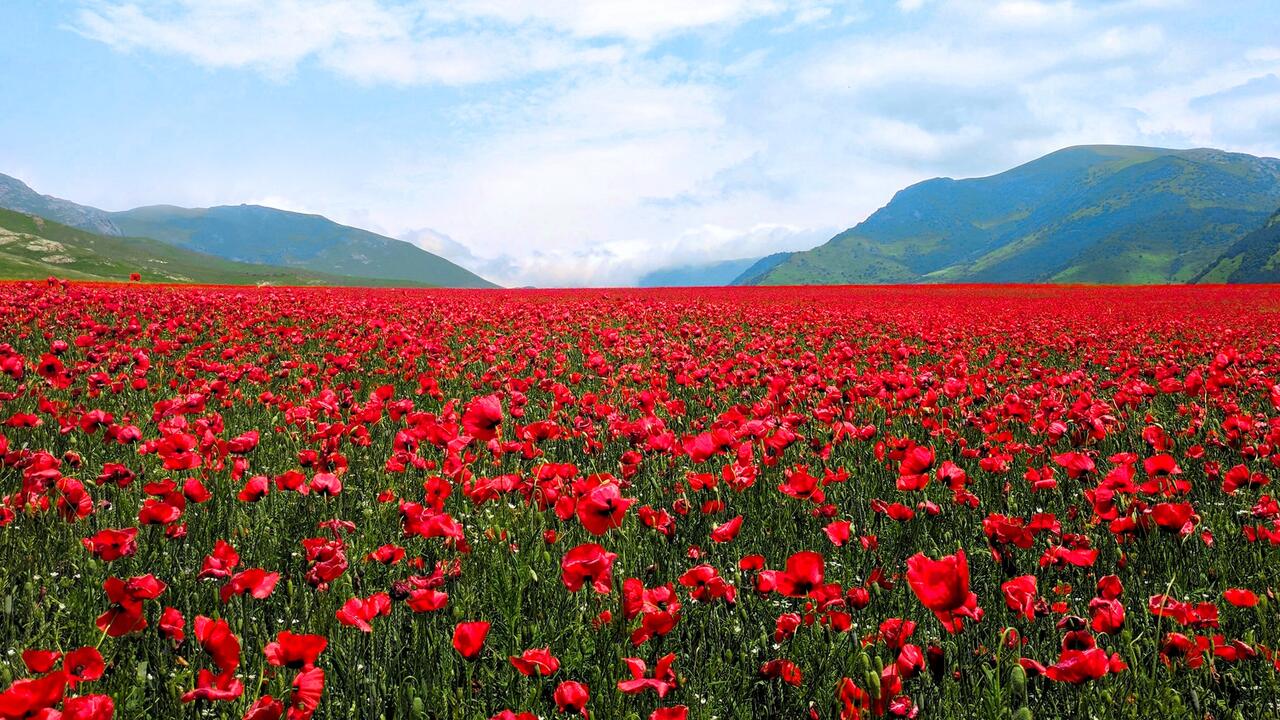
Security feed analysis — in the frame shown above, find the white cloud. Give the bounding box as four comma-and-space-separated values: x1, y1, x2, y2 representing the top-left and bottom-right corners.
437, 0, 786, 42
323, 32, 624, 85
411, 223, 832, 287
788, 1, 1280, 176
70, 0, 832, 84
984, 0, 1081, 28
74, 0, 404, 76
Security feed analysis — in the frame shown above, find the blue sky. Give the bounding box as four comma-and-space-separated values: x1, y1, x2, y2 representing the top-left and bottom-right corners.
2, 1, 1279, 286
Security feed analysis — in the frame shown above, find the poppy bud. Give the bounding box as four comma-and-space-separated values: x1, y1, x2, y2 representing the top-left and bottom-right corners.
389, 581, 412, 601
926, 644, 945, 683
1009, 665, 1027, 698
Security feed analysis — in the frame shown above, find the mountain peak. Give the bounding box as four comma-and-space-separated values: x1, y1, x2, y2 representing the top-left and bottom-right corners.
0, 173, 121, 236
0, 174, 496, 288
749, 145, 1280, 286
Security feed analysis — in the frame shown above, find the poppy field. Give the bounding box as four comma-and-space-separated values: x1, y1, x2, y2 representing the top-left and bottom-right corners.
4, 281, 1280, 720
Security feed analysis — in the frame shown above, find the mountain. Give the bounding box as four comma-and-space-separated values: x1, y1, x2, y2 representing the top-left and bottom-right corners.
109, 205, 495, 288
638, 257, 762, 287
749, 145, 1280, 285
0, 173, 496, 288
729, 252, 794, 285
1194, 208, 1280, 283
0, 208, 429, 287
0, 174, 121, 235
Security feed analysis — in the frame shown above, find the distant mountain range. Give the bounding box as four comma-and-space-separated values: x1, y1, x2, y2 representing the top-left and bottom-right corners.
738, 145, 1280, 285
639, 257, 762, 287
5, 145, 1280, 289
0, 173, 495, 288
0, 208, 433, 287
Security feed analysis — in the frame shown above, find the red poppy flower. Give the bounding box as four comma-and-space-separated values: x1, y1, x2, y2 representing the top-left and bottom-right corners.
898, 445, 934, 490
553, 681, 590, 717
0, 670, 67, 717
159, 606, 185, 643
1044, 648, 1111, 684
336, 593, 392, 632
81, 527, 138, 561
759, 658, 803, 686
157, 432, 202, 470
452, 621, 491, 659
96, 574, 166, 637
238, 476, 270, 502
710, 515, 743, 543
1052, 452, 1095, 478
199, 540, 241, 580
560, 543, 618, 594
1096, 575, 1124, 600
265, 631, 328, 669
1001, 575, 1039, 621
193, 616, 241, 675
180, 668, 243, 703
1223, 588, 1259, 607
774, 613, 801, 642
21, 649, 61, 675
824, 520, 852, 547
290, 667, 325, 717
365, 544, 406, 564
61, 646, 104, 688
406, 588, 449, 612
576, 483, 634, 535
243, 695, 285, 720
1089, 597, 1125, 634
509, 647, 560, 676
776, 551, 824, 598
62, 693, 114, 720
906, 549, 983, 632
220, 568, 280, 603
462, 394, 504, 441
310, 472, 343, 496
778, 466, 825, 503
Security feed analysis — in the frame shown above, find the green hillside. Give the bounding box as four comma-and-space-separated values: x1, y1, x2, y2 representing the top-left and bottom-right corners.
729, 252, 795, 285
753, 145, 1280, 285
110, 204, 496, 288
0, 208, 429, 287
1193, 208, 1280, 283
0, 173, 496, 288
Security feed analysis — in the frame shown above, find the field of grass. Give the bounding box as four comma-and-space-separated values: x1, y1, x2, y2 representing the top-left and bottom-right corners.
2, 282, 1280, 720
